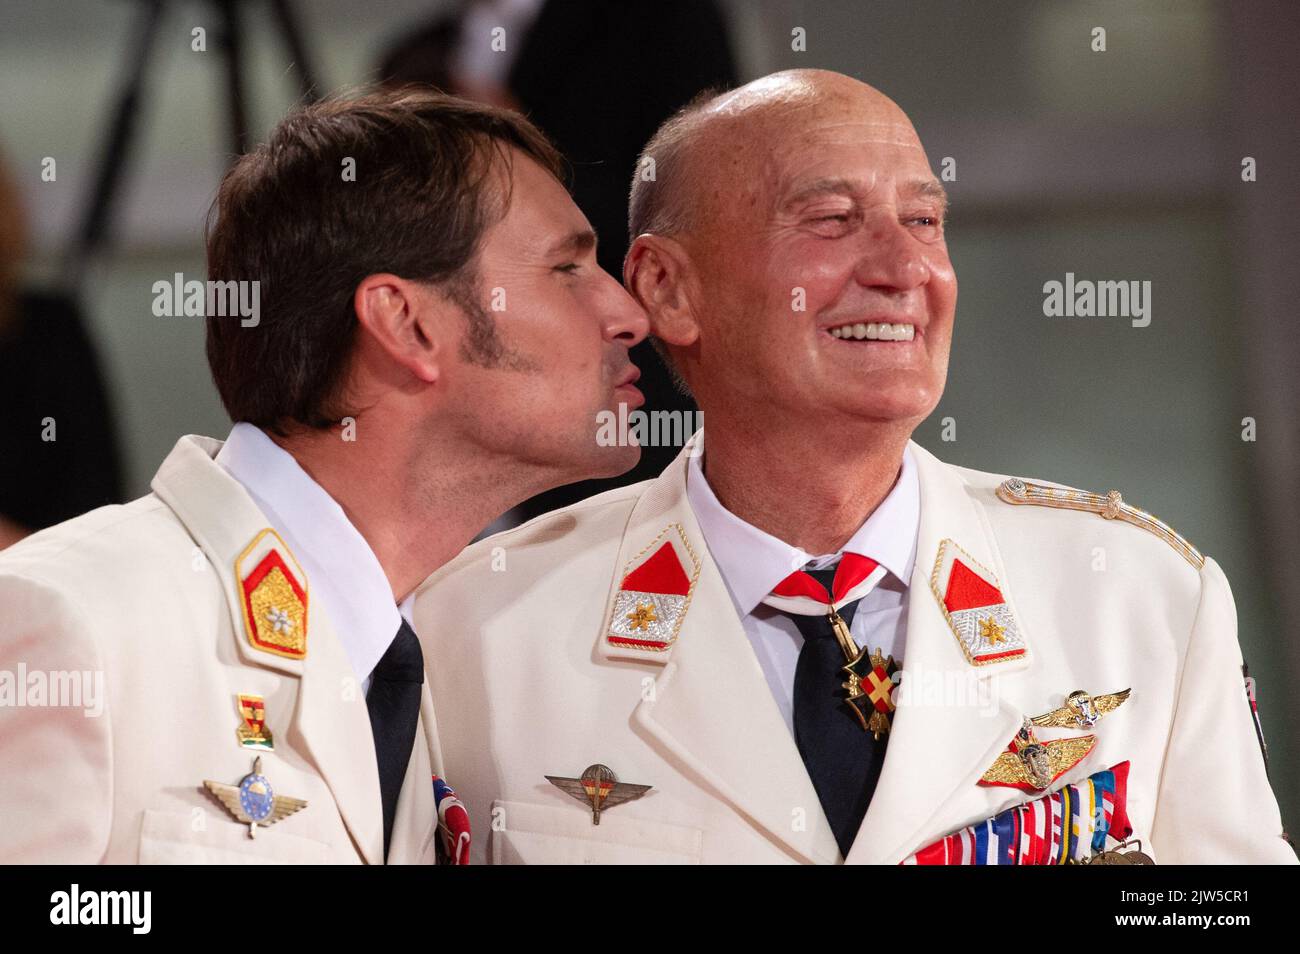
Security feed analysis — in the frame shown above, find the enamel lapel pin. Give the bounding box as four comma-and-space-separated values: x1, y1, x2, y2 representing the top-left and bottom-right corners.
234, 693, 274, 751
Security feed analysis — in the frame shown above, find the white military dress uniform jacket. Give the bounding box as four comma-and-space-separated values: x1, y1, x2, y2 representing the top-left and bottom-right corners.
0, 435, 443, 863
412, 434, 1294, 865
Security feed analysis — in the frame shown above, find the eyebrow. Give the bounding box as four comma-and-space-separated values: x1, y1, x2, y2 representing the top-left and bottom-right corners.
545, 228, 598, 257
905, 178, 951, 214
782, 177, 950, 214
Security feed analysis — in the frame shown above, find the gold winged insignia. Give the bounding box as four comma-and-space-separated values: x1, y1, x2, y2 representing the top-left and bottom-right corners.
982, 737, 1097, 791
203, 756, 307, 838
1031, 688, 1131, 730
980, 719, 1096, 791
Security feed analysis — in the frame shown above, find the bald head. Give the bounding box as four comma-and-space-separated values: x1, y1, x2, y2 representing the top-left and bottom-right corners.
623, 67, 954, 436
628, 70, 921, 245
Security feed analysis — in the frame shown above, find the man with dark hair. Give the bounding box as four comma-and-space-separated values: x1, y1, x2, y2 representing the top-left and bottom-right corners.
0, 89, 647, 863
375, 0, 739, 520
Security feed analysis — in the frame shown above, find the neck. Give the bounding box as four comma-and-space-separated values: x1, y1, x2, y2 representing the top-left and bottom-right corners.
273, 419, 546, 601
701, 408, 913, 556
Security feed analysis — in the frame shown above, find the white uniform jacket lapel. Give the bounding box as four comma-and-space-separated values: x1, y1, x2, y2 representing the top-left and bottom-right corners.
845, 440, 1033, 864
150, 434, 386, 864
596, 434, 842, 864
387, 682, 443, 864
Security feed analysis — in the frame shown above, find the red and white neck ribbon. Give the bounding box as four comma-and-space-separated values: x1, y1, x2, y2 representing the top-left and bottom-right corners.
761, 552, 887, 616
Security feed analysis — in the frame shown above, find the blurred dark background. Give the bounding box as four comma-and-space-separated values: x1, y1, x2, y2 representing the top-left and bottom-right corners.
0, 0, 1295, 827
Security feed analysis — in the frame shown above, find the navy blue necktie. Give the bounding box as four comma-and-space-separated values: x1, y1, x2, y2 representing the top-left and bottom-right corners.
366, 618, 424, 861
783, 565, 888, 858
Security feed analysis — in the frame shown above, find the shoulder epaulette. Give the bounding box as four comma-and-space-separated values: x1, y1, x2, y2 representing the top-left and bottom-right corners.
996, 477, 1204, 570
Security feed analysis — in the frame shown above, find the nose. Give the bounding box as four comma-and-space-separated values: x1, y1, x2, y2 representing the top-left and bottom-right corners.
600, 271, 650, 348
852, 216, 931, 293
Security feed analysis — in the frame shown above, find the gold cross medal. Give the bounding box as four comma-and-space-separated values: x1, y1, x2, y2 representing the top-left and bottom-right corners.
545, 764, 651, 825
842, 647, 899, 739
203, 756, 307, 838
829, 607, 897, 737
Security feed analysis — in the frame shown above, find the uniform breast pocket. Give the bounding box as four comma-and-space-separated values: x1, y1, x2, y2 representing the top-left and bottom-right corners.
489, 799, 703, 864
137, 809, 339, 864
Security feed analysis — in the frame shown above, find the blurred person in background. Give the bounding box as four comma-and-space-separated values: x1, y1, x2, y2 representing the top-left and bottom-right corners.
377, 0, 737, 522
0, 147, 123, 549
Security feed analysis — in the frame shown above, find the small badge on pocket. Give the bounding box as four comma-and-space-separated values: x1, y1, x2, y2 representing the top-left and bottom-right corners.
545, 764, 651, 825
203, 756, 307, 837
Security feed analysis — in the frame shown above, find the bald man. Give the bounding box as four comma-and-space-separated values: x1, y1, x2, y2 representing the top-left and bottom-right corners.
411, 70, 1294, 864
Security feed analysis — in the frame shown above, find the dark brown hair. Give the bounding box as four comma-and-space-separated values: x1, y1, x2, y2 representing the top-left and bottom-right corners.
205, 88, 565, 432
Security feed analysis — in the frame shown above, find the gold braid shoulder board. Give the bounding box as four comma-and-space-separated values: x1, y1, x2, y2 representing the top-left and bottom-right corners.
996, 478, 1204, 570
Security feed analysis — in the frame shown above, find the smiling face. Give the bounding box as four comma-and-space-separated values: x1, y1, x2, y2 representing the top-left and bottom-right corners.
439, 149, 648, 482
667, 73, 956, 432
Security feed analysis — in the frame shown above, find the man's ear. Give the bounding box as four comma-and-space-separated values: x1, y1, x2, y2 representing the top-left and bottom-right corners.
624, 234, 699, 348
353, 274, 443, 384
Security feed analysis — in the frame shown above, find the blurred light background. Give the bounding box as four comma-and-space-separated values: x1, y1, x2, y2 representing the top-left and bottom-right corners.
1, 0, 1296, 831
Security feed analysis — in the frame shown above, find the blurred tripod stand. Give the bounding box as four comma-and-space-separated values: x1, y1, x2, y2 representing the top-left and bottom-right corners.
63, 0, 322, 293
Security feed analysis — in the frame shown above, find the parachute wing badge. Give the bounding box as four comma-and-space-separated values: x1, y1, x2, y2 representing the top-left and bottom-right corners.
203, 756, 307, 837
1031, 688, 1131, 730
545, 763, 651, 825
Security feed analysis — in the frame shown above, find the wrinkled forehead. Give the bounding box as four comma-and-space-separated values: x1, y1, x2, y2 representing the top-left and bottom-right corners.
704, 99, 933, 218
796, 116, 924, 149
768, 106, 928, 188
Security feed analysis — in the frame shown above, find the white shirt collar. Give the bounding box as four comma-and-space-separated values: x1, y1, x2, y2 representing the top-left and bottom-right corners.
686, 443, 920, 616
216, 422, 402, 686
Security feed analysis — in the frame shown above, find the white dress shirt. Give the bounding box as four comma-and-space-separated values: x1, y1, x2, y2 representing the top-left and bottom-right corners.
216, 423, 412, 695
685, 446, 920, 735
